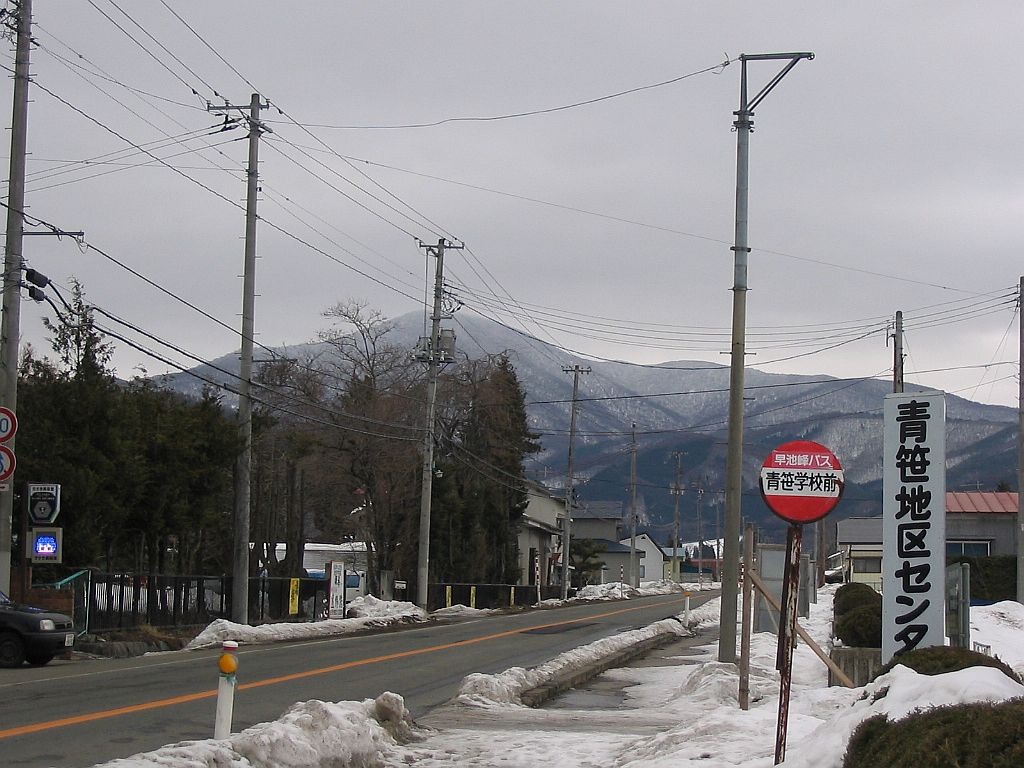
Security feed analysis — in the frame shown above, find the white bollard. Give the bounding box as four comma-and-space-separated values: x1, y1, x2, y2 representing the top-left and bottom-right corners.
214, 640, 239, 739
684, 591, 691, 626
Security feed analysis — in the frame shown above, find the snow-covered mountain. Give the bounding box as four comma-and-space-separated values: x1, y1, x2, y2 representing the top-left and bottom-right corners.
156, 311, 1018, 542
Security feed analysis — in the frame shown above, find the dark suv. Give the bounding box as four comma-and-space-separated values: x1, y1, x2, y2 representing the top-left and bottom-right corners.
0, 589, 75, 667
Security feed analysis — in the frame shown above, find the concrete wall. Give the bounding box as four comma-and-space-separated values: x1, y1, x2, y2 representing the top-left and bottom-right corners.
829, 646, 882, 687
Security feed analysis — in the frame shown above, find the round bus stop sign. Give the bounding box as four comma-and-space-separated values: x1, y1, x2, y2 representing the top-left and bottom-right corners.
759, 439, 844, 524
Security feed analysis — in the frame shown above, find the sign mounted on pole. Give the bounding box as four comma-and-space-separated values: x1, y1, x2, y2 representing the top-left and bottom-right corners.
759, 439, 843, 765
759, 440, 844, 524
27, 483, 61, 524
0, 445, 15, 483
0, 406, 17, 443
882, 391, 946, 664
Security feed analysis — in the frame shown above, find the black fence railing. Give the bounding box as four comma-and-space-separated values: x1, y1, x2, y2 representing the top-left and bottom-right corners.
85, 573, 330, 632
88, 573, 230, 632
75, 573, 565, 631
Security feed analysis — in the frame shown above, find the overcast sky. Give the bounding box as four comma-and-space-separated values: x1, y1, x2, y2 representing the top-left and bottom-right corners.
3, 1, 1021, 408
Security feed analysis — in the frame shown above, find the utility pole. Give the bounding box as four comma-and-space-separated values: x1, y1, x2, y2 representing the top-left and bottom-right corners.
416, 238, 461, 609
721, 52, 813, 663
629, 423, 638, 587
1018, 277, 1023, 603
696, 482, 705, 586
893, 310, 905, 393
561, 364, 589, 599
210, 94, 270, 624
0, 0, 32, 595
670, 451, 685, 582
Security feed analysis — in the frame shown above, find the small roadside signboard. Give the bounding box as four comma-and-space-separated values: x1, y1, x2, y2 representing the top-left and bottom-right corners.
27, 483, 61, 524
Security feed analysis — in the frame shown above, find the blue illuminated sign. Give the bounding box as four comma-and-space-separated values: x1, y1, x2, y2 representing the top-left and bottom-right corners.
34, 535, 58, 556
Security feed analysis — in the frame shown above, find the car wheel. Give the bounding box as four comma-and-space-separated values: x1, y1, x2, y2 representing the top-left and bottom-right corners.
25, 650, 55, 666
0, 631, 26, 668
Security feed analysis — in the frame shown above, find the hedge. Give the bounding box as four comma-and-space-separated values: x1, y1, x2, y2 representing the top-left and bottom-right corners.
843, 699, 1024, 768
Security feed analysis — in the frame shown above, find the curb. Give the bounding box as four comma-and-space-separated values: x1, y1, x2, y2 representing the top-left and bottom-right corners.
519, 625, 689, 708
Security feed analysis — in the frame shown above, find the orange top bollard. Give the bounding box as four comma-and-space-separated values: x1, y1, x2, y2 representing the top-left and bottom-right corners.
218, 640, 239, 676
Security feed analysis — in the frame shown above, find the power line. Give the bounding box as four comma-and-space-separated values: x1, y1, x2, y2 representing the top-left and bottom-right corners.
262, 57, 734, 129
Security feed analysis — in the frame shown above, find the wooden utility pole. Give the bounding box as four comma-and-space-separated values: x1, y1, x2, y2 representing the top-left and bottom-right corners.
629, 424, 638, 587
561, 365, 589, 598
210, 94, 270, 624
696, 482, 705, 586
415, 238, 461, 609
893, 310, 904, 393
1018, 277, 1023, 603
0, 0, 33, 595
670, 452, 685, 582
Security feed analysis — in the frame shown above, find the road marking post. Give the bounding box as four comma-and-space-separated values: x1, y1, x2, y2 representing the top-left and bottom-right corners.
684, 591, 691, 626
214, 640, 239, 739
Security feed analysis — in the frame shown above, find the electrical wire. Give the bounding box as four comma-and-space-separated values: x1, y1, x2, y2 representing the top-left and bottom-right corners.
263, 58, 733, 130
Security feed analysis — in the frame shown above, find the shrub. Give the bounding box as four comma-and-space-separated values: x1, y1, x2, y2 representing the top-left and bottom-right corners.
842, 699, 1024, 768
834, 603, 882, 648
833, 582, 881, 617
949, 556, 1017, 602
875, 645, 1023, 685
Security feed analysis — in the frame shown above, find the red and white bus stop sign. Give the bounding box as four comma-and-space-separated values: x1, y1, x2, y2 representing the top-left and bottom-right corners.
759, 439, 844, 524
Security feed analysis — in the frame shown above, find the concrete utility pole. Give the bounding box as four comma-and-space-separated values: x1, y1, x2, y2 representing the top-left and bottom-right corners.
211, 94, 270, 624
720, 52, 813, 663
561, 365, 589, 599
696, 482, 705, 586
670, 451, 685, 582
1018, 277, 1023, 603
416, 238, 461, 609
0, 0, 32, 595
630, 423, 638, 587
892, 310, 904, 393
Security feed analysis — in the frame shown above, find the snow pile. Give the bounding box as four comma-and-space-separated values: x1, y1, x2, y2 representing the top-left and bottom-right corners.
186, 599, 427, 649
345, 595, 426, 620
431, 604, 493, 618
970, 600, 1024, 675
574, 579, 699, 602
93, 692, 424, 768
454, 614, 692, 707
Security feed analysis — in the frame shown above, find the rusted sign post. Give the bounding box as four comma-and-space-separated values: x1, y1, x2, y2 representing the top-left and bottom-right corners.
759, 440, 844, 765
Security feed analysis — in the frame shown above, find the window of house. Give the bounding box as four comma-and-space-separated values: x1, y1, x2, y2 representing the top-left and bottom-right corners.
946, 541, 990, 557
852, 557, 881, 573
639, 565, 646, 578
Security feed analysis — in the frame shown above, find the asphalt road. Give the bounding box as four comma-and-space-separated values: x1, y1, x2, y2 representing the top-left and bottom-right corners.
0, 590, 718, 767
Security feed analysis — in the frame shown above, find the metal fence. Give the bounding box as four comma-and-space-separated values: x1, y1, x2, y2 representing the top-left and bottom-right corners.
87, 573, 231, 632
36, 573, 562, 630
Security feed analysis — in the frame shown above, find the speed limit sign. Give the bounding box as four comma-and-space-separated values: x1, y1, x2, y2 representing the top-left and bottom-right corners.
0, 406, 16, 443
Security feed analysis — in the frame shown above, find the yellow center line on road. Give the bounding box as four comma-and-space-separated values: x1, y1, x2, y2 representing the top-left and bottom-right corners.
0, 595, 686, 740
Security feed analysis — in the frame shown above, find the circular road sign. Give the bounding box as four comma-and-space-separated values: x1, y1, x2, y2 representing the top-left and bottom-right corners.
0, 406, 17, 443
759, 439, 844, 524
0, 444, 15, 482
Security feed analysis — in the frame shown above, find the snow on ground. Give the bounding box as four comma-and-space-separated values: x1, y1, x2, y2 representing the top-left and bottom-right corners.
970, 600, 1024, 676
186, 581, 692, 649
186, 597, 427, 649
103, 585, 1024, 768
455, 614, 692, 707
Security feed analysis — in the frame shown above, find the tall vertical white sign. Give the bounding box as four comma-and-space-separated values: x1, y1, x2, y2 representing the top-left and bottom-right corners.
882, 391, 946, 664
327, 561, 348, 620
